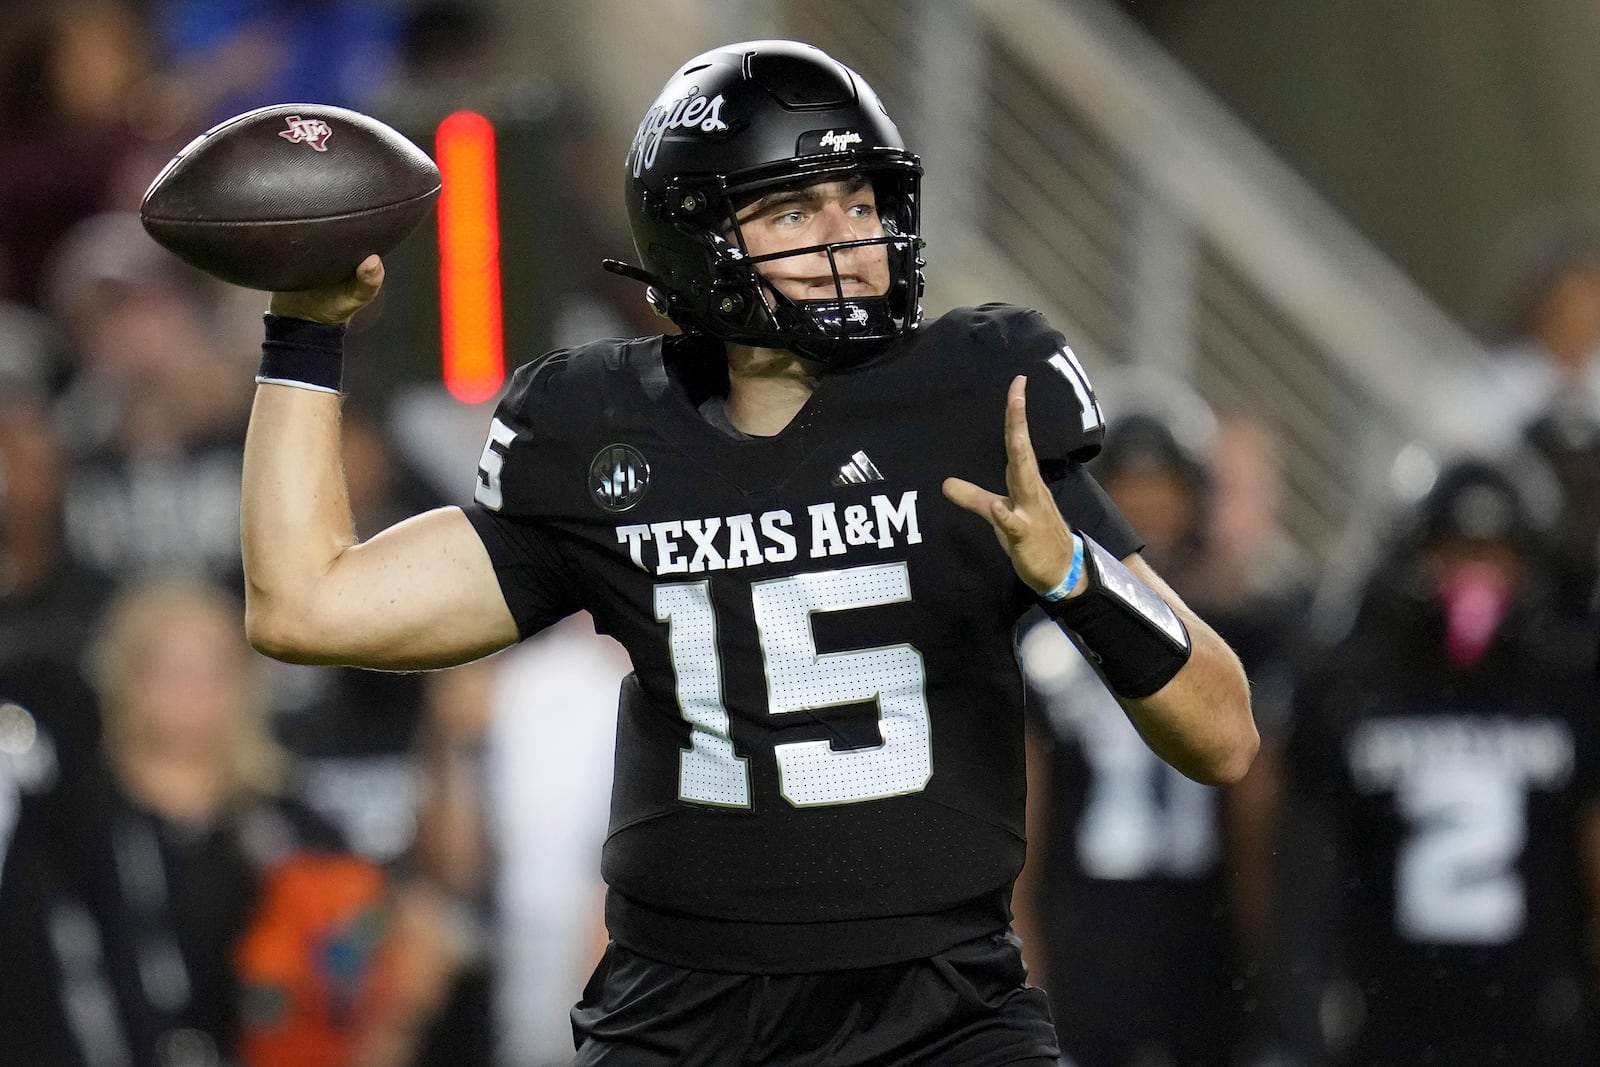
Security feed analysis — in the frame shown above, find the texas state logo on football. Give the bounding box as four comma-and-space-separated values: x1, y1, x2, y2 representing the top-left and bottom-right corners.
614, 490, 923, 576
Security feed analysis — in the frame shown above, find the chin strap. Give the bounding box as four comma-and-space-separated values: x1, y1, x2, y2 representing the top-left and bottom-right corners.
601, 259, 672, 318
601, 258, 657, 286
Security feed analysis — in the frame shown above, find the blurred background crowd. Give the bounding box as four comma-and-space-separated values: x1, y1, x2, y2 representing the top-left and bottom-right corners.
0, 2, 1595, 1066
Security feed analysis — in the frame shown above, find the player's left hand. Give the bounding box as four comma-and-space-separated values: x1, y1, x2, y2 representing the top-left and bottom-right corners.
942, 375, 1081, 596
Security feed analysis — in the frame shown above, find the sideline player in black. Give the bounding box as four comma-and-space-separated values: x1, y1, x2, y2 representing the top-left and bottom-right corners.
1284, 457, 1600, 1066
1015, 409, 1271, 1066
239, 40, 1255, 1066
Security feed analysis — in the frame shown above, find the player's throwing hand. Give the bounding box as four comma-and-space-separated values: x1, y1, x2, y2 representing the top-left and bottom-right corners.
942, 375, 1083, 598
268, 254, 385, 325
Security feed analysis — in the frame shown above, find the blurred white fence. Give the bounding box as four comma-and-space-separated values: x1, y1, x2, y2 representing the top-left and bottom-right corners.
765, 0, 1486, 570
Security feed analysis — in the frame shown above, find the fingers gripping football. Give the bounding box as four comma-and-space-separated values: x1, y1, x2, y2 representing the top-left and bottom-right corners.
268, 255, 385, 325
942, 375, 1080, 595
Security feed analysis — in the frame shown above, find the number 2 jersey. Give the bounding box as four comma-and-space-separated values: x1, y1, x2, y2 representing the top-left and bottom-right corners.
465, 304, 1140, 973
1287, 591, 1600, 1050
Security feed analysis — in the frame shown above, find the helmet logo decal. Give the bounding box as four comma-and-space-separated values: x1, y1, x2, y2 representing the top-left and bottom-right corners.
589, 443, 651, 513
629, 88, 729, 177
798, 128, 865, 155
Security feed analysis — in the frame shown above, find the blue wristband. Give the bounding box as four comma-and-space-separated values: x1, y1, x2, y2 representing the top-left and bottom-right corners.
1041, 534, 1085, 602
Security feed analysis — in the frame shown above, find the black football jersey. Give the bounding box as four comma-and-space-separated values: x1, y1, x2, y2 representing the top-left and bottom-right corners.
466, 304, 1140, 972
1018, 613, 1235, 1040
1288, 604, 1600, 1044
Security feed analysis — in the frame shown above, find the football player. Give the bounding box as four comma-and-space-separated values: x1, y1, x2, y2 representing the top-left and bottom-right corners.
241, 40, 1255, 1066
1015, 407, 1252, 1066
1284, 457, 1600, 1066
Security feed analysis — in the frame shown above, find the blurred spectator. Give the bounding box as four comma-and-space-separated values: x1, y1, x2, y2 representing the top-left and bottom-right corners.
0, 298, 62, 392
1426, 213, 1600, 626
0, 1, 175, 307
41, 213, 258, 582
93, 579, 339, 1066
1015, 391, 1298, 1066
1189, 409, 1311, 612
486, 613, 627, 1067
401, 659, 497, 1067
0, 579, 415, 1066
0, 386, 117, 673
343, 397, 450, 539
1182, 409, 1314, 1006
1432, 211, 1600, 456
1281, 456, 1600, 1066
0, 656, 108, 1067
1523, 405, 1600, 621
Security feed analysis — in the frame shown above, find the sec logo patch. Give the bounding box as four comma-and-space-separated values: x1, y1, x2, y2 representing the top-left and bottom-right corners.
589, 443, 650, 512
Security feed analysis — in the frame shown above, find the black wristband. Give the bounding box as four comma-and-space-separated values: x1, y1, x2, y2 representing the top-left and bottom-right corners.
258, 313, 346, 394
1041, 534, 1192, 698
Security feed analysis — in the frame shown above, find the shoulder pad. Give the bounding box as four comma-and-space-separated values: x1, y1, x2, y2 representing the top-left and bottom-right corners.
498, 339, 601, 417
471, 337, 649, 514
493, 335, 652, 440
941, 304, 1107, 464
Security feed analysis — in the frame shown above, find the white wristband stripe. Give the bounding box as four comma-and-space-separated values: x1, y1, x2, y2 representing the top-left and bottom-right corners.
255, 375, 341, 395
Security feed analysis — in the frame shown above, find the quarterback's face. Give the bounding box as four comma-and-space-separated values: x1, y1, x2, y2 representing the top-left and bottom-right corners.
733, 178, 891, 302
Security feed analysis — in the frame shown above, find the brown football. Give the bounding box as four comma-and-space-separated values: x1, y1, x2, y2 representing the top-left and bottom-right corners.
140, 103, 441, 291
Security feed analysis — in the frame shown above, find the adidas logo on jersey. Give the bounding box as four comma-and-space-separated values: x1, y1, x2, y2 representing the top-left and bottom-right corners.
833, 450, 884, 486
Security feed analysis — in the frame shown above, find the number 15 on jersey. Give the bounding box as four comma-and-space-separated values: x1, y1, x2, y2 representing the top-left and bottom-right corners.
656, 561, 933, 809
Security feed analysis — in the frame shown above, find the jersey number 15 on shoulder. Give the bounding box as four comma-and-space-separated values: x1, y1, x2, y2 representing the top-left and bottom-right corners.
656, 560, 932, 809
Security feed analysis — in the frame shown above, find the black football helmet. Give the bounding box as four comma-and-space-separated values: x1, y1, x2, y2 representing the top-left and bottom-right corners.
613, 40, 924, 364
1412, 456, 1553, 553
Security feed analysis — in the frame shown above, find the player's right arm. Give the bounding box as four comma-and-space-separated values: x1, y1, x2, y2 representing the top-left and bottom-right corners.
242, 256, 520, 670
